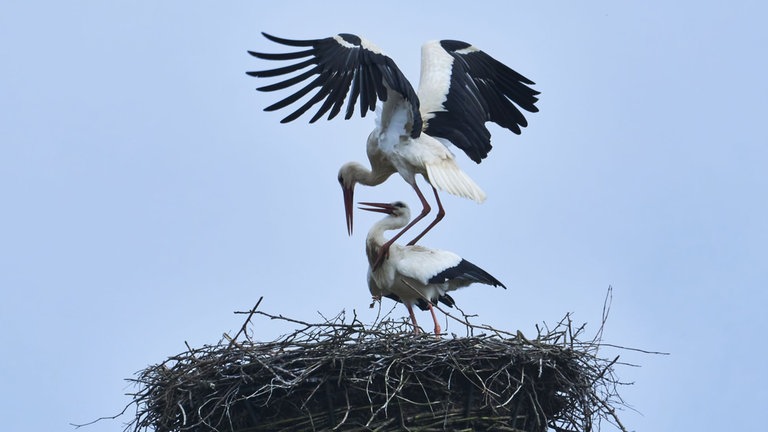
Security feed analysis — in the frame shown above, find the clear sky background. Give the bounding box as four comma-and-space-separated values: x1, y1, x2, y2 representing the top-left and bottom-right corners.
1, 2, 766, 431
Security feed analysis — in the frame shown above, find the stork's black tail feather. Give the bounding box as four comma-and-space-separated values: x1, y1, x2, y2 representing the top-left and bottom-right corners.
429, 259, 506, 289
391, 294, 456, 311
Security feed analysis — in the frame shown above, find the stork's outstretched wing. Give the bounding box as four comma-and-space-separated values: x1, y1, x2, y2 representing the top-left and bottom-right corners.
418, 40, 540, 163
247, 33, 422, 137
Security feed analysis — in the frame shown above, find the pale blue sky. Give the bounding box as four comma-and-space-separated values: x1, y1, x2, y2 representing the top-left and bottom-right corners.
1, 2, 766, 431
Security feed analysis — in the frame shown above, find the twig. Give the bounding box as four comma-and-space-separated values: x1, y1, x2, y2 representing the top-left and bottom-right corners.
228, 296, 263, 347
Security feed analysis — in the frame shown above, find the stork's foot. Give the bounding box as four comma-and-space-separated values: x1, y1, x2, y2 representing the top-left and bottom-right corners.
427, 303, 442, 336
369, 295, 382, 309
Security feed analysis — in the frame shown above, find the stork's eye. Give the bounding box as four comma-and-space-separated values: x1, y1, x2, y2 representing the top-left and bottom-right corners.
337, 174, 344, 185
394, 201, 405, 208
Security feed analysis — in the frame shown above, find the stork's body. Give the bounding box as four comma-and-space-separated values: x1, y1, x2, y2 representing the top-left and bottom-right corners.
361, 201, 506, 335
248, 33, 539, 267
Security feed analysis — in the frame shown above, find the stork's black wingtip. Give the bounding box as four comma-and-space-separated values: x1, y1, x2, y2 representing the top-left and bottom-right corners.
261, 32, 281, 43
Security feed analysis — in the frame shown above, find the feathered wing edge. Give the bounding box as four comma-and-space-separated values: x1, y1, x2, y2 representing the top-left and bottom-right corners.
247, 33, 422, 135
429, 258, 506, 289
425, 160, 486, 203
418, 40, 539, 163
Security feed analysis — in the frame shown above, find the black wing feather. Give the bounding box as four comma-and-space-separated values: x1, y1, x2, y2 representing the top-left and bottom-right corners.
387, 294, 456, 311
247, 33, 421, 134
262, 73, 322, 112
423, 40, 539, 163
246, 58, 315, 78
309, 70, 354, 122
247, 49, 314, 62
261, 32, 318, 47
345, 70, 361, 119
428, 259, 506, 289
282, 71, 338, 123
257, 68, 318, 93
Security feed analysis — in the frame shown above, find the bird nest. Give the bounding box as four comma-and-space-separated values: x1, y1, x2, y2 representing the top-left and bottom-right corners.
124, 298, 631, 432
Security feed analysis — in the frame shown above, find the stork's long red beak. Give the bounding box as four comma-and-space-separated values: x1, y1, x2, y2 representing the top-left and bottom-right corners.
358, 202, 397, 215
343, 185, 354, 235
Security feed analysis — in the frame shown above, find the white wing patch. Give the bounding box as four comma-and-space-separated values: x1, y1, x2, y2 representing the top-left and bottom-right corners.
332, 35, 384, 55
333, 35, 358, 49
360, 37, 384, 54
425, 159, 486, 203
376, 98, 412, 150
395, 246, 462, 285
455, 45, 480, 55
417, 41, 454, 125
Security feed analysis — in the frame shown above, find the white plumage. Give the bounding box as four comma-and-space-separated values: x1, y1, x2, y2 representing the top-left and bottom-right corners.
360, 201, 506, 335
247, 33, 539, 268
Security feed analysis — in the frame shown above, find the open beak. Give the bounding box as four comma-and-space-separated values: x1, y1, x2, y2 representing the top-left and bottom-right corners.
343, 185, 354, 235
358, 201, 397, 215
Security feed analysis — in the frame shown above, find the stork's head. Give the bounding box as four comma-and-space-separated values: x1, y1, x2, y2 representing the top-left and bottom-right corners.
337, 163, 358, 235
338, 161, 374, 235
358, 201, 410, 220
338, 161, 395, 235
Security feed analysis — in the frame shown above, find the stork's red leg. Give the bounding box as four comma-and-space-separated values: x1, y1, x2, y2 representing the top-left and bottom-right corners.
372, 183, 431, 270
427, 302, 442, 335
405, 303, 420, 334
407, 185, 444, 246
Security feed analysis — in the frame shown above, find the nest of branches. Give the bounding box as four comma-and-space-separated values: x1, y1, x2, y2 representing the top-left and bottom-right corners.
126, 298, 629, 432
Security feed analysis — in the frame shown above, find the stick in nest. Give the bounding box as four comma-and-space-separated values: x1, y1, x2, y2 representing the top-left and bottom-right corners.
118, 293, 654, 432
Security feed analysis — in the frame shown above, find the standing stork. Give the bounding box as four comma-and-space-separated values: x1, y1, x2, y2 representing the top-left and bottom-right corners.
247, 33, 539, 268
360, 201, 506, 335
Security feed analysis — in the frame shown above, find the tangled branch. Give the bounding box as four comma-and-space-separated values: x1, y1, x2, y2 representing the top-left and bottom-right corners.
123, 293, 636, 432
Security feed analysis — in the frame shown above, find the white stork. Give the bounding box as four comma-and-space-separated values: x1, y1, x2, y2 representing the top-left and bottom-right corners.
360, 201, 506, 335
247, 33, 539, 268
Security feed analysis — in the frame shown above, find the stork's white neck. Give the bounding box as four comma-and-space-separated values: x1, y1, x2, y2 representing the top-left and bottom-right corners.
339, 160, 392, 188
365, 212, 410, 263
